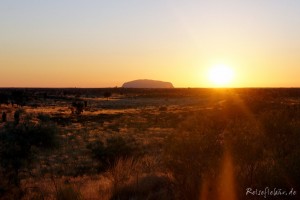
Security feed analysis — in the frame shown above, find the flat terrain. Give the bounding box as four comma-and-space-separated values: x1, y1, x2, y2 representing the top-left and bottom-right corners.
1, 88, 300, 199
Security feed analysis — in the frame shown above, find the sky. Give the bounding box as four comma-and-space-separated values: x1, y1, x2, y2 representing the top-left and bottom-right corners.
1, 0, 300, 88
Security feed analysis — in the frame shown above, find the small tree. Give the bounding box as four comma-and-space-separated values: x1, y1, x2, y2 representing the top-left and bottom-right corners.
103, 91, 112, 100
2, 112, 6, 123
0, 93, 9, 106
11, 90, 27, 107
72, 101, 84, 115
13, 109, 25, 124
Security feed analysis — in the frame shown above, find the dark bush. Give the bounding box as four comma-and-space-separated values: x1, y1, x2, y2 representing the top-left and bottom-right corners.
103, 91, 112, 100
0, 120, 59, 198
2, 112, 6, 123
37, 113, 51, 122
56, 184, 82, 200
87, 136, 137, 170
0, 93, 9, 105
72, 101, 84, 115
11, 90, 27, 107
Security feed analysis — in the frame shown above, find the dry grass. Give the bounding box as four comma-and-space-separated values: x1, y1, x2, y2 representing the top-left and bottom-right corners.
2, 88, 299, 199
22, 175, 112, 200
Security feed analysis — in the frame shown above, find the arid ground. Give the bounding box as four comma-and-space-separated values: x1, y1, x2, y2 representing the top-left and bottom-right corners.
1, 88, 300, 200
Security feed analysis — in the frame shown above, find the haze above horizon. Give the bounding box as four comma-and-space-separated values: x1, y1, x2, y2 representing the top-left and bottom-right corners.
1, 1, 300, 88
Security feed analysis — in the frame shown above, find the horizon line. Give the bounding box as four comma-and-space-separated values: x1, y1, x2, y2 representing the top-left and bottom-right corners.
1, 87, 300, 89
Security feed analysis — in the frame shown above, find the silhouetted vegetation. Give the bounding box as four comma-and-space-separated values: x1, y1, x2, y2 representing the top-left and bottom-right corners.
0, 93, 9, 105
56, 184, 82, 200
164, 95, 300, 200
0, 119, 59, 199
103, 91, 112, 100
1, 112, 6, 123
71, 101, 85, 115
11, 90, 27, 107
87, 136, 138, 171
0, 88, 299, 199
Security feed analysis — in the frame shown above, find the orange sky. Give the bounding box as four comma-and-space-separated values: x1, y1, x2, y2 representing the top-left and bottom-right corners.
1, 1, 300, 88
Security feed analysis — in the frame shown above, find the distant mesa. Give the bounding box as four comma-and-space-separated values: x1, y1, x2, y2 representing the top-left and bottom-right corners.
122, 79, 174, 88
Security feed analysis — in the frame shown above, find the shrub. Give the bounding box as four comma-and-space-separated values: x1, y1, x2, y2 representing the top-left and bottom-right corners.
103, 91, 112, 100
37, 113, 51, 122
56, 184, 82, 200
2, 112, 6, 123
11, 90, 27, 107
0, 93, 9, 105
109, 157, 138, 194
0, 119, 59, 198
72, 101, 84, 115
87, 136, 137, 170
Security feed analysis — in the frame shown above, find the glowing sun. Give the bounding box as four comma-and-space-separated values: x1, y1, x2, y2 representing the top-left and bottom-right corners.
208, 64, 234, 87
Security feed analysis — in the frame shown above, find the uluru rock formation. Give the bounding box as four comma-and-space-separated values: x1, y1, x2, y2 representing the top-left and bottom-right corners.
122, 79, 174, 88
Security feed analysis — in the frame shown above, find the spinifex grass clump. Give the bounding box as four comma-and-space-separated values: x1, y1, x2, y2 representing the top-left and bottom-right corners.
87, 135, 139, 171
